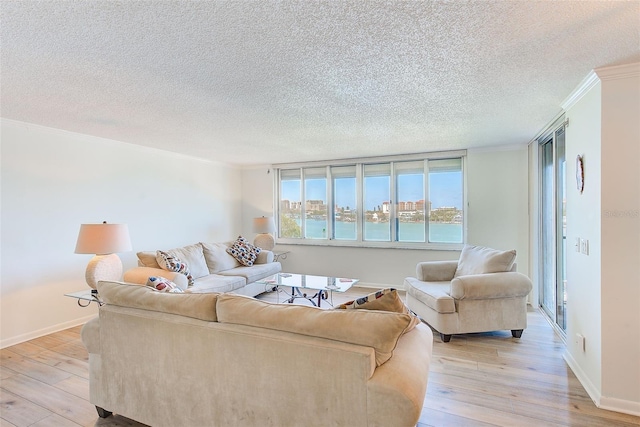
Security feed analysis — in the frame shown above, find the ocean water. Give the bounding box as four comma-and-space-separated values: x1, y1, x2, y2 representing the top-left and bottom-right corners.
300, 219, 462, 243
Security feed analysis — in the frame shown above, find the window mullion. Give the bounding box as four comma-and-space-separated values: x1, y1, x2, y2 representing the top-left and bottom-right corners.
326, 165, 332, 241
424, 160, 430, 242
356, 164, 363, 243
390, 162, 397, 242
299, 168, 305, 239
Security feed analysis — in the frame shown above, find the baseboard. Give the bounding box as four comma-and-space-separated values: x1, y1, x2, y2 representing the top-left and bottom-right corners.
0, 314, 97, 349
599, 396, 640, 417
563, 351, 640, 416
563, 350, 601, 407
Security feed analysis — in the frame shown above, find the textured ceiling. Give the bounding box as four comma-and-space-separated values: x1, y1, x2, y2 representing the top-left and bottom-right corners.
1, 1, 639, 166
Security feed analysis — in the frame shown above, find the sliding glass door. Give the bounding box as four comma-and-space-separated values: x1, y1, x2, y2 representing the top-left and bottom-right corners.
540, 124, 567, 333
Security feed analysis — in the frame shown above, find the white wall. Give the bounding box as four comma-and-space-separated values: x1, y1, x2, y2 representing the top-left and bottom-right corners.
563, 78, 603, 400
599, 65, 640, 412
466, 147, 530, 277
0, 120, 242, 347
562, 63, 640, 415
241, 147, 530, 288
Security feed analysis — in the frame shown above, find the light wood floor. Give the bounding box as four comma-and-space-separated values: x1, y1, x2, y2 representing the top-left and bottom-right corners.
1, 287, 639, 427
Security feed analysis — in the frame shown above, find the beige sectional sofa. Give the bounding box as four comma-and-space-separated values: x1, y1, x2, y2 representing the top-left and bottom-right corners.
81, 281, 433, 427
123, 241, 281, 296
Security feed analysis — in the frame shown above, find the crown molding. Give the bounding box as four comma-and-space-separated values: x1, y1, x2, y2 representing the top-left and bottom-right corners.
595, 62, 640, 81
561, 71, 600, 111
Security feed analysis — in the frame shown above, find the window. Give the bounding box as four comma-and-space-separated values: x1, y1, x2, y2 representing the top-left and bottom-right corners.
332, 166, 357, 240
275, 151, 465, 248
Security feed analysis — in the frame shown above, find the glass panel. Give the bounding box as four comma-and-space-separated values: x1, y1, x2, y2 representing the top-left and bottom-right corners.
555, 128, 567, 331
428, 158, 463, 243
396, 161, 425, 242
363, 163, 390, 241
540, 140, 555, 318
332, 165, 357, 240
279, 169, 302, 238
304, 167, 327, 239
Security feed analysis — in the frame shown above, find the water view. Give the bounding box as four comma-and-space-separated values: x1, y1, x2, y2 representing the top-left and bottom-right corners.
294, 218, 462, 243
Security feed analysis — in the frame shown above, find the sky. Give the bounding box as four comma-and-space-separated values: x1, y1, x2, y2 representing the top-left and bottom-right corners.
282, 171, 462, 210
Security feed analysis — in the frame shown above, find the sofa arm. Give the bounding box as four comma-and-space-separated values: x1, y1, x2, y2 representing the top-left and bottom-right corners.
123, 267, 189, 290
416, 260, 458, 282
450, 272, 533, 300
255, 250, 274, 264
80, 316, 100, 354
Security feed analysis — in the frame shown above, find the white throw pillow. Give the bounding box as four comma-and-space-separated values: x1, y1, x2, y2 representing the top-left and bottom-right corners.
454, 245, 516, 277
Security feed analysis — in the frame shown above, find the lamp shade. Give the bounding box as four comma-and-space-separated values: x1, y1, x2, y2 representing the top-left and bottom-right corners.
75, 223, 132, 255
252, 216, 275, 234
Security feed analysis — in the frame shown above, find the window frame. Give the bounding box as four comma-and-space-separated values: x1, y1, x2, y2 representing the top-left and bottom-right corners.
273, 150, 466, 250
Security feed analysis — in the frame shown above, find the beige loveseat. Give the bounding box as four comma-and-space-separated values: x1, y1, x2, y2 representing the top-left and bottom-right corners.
123, 241, 281, 296
81, 281, 433, 427
405, 245, 533, 342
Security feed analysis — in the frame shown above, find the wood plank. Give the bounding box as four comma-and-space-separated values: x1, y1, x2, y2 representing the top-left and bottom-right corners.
422, 393, 564, 427
30, 350, 89, 380
0, 350, 73, 386
28, 413, 82, 427
1, 374, 97, 427
0, 388, 52, 427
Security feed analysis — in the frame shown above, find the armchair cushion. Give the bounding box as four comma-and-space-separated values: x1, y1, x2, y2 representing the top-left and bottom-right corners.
454, 245, 516, 277
404, 278, 456, 314
450, 272, 533, 300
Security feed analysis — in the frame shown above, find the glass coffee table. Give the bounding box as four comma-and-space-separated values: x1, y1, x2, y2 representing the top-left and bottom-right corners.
257, 273, 358, 307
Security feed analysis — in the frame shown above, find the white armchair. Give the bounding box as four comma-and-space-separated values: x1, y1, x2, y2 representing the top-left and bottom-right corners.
404, 245, 533, 342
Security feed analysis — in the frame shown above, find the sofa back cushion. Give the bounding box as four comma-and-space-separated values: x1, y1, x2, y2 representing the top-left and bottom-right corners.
216, 294, 415, 366
97, 281, 219, 321
136, 244, 209, 279
201, 242, 241, 273
454, 245, 517, 277
137, 251, 160, 268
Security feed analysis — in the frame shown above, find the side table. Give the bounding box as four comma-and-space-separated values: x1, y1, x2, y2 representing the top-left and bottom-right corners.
64, 290, 104, 307
273, 250, 290, 262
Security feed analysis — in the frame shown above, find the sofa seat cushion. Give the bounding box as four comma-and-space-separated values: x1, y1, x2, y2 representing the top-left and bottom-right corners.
217, 262, 281, 283
404, 278, 456, 314
216, 294, 417, 366
97, 280, 219, 321
186, 274, 247, 294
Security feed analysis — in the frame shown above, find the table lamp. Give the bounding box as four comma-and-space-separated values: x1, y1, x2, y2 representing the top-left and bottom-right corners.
252, 216, 275, 250
75, 221, 132, 293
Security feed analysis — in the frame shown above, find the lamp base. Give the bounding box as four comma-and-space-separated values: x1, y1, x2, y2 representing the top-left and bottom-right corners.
254, 233, 275, 251
85, 253, 123, 290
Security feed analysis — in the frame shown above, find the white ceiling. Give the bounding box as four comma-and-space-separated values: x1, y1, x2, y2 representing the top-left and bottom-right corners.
1, 1, 639, 166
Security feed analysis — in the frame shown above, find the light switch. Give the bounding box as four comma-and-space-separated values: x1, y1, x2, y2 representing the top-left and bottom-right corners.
580, 239, 589, 255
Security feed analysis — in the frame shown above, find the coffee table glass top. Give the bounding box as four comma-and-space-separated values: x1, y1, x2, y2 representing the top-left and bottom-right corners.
259, 273, 358, 293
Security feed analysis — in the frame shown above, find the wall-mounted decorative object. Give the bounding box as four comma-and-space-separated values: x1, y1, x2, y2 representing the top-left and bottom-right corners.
576, 155, 584, 193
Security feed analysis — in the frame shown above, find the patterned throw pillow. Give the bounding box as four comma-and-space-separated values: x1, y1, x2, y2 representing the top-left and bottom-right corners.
156, 250, 195, 286
146, 276, 184, 293
226, 236, 262, 267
